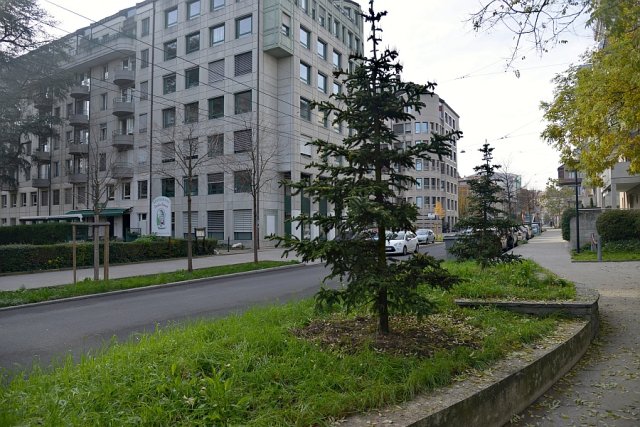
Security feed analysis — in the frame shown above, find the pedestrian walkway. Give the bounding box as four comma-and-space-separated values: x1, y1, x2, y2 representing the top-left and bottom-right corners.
512, 229, 640, 426
0, 247, 299, 292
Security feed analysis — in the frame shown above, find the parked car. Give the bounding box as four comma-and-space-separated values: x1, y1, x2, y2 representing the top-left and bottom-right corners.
517, 225, 530, 241
416, 228, 435, 245
385, 231, 419, 255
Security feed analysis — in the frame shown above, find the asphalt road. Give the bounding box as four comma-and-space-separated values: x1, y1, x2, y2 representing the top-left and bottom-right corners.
0, 264, 330, 373
0, 242, 446, 375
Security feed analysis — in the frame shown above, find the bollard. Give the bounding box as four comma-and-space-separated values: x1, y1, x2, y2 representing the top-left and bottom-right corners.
597, 235, 602, 262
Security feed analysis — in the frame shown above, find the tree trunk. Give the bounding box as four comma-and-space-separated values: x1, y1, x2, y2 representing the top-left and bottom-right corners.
93, 214, 100, 280
253, 192, 259, 263
187, 194, 193, 272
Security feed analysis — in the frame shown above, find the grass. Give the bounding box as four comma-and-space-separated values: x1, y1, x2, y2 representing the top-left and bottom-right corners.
443, 259, 576, 301
572, 249, 640, 261
0, 261, 297, 308
0, 260, 576, 425
0, 301, 560, 426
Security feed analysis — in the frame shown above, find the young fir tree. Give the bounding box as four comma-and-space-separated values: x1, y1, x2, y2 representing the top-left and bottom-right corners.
276, 0, 461, 334
450, 143, 520, 268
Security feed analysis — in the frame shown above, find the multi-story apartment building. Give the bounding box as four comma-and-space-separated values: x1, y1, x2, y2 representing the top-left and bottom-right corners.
0, 0, 365, 245
393, 96, 461, 232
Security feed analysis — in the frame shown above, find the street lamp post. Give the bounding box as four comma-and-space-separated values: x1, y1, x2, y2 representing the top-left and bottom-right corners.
574, 170, 580, 253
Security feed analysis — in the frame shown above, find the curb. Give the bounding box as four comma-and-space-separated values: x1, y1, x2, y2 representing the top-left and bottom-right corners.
0, 263, 308, 313
343, 291, 599, 427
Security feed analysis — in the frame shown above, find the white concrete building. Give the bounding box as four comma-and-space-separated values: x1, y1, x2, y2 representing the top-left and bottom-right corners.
0, 0, 365, 245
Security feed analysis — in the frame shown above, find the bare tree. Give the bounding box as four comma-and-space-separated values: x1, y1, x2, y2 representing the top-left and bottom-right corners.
496, 160, 521, 220
155, 121, 211, 272
212, 120, 280, 263
82, 131, 123, 280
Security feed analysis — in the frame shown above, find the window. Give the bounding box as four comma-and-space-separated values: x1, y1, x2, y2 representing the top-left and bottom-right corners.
41, 191, 49, 206
332, 50, 341, 69
186, 32, 200, 53
208, 134, 224, 156
107, 185, 115, 201
300, 26, 310, 49
137, 146, 148, 165
416, 159, 423, 171
183, 176, 198, 196
416, 178, 422, 190
77, 186, 85, 205
318, 6, 326, 26
421, 122, 428, 133
211, 0, 224, 10
165, 7, 178, 27
53, 161, 59, 177
1, 195, 6, 208
233, 129, 252, 153
300, 97, 311, 121
234, 170, 251, 193
64, 188, 72, 204
318, 111, 329, 128
99, 153, 107, 171
162, 108, 176, 128
187, 0, 201, 19
122, 182, 131, 200
207, 210, 224, 239
53, 190, 60, 206
233, 209, 252, 240
271, 9, 287, 36
234, 51, 252, 76
139, 113, 148, 133
20, 192, 27, 207
299, 62, 310, 84
317, 72, 327, 93
141, 49, 149, 68
236, 15, 252, 38
184, 102, 199, 123
100, 93, 107, 110
208, 59, 224, 83
210, 23, 225, 45
317, 39, 326, 59
185, 67, 200, 89
138, 180, 148, 199
183, 138, 199, 159
332, 114, 342, 133
332, 81, 341, 95
208, 96, 224, 119
234, 90, 252, 114
300, 135, 312, 156
99, 123, 107, 141
30, 192, 37, 206
161, 178, 175, 197
101, 66, 109, 81
207, 172, 224, 194
141, 17, 150, 36
164, 39, 177, 60
299, 0, 308, 13
163, 73, 176, 94
416, 196, 423, 208
140, 81, 149, 100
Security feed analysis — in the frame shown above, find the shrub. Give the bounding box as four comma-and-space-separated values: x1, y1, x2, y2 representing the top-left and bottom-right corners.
0, 223, 86, 245
596, 209, 640, 242
0, 238, 217, 273
560, 208, 576, 241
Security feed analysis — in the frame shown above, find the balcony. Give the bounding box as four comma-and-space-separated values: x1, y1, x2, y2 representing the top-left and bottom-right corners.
112, 130, 134, 150
33, 94, 54, 110
69, 84, 90, 99
610, 161, 640, 192
68, 113, 89, 127
32, 149, 51, 163
32, 178, 50, 188
0, 183, 17, 192
68, 142, 89, 155
112, 162, 133, 179
112, 97, 134, 117
68, 173, 88, 184
113, 69, 135, 86
66, 33, 136, 71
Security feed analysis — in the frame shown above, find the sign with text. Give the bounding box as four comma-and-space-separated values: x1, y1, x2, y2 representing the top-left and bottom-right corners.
151, 196, 172, 237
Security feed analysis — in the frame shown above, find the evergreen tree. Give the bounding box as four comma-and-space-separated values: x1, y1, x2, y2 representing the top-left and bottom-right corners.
276, 0, 461, 334
450, 143, 520, 268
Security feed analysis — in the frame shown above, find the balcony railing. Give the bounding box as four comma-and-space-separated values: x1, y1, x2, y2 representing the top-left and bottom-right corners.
68, 173, 88, 184
112, 129, 134, 150
69, 84, 90, 99
112, 96, 134, 117
32, 148, 51, 162
68, 142, 89, 155
68, 112, 89, 127
112, 162, 134, 179
113, 69, 135, 86
32, 177, 50, 188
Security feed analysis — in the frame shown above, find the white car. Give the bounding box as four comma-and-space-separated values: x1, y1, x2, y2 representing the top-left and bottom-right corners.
385, 231, 419, 256
416, 229, 435, 245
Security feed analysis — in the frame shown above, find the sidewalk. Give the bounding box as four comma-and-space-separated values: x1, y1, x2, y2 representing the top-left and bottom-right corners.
0, 247, 299, 292
512, 229, 640, 426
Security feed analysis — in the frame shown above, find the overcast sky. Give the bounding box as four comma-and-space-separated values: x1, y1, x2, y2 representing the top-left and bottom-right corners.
41, 0, 596, 189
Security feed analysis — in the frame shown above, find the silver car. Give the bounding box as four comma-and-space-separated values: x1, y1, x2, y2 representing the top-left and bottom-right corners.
416, 229, 435, 245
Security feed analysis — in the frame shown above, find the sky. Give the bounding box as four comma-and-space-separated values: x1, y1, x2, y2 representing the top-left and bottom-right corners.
40, 0, 596, 190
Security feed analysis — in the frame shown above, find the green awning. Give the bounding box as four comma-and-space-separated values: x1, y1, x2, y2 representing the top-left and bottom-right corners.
66, 208, 131, 218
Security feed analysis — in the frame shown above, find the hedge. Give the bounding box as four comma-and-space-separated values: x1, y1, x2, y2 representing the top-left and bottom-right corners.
596, 209, 640, 242
0, 239, 217, 274
0, 223, 87, 245
561, 208, 576, 241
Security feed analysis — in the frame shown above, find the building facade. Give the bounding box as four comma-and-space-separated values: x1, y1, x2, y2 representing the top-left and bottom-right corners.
393, 96, 461, 232
0, 0, 366, 245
